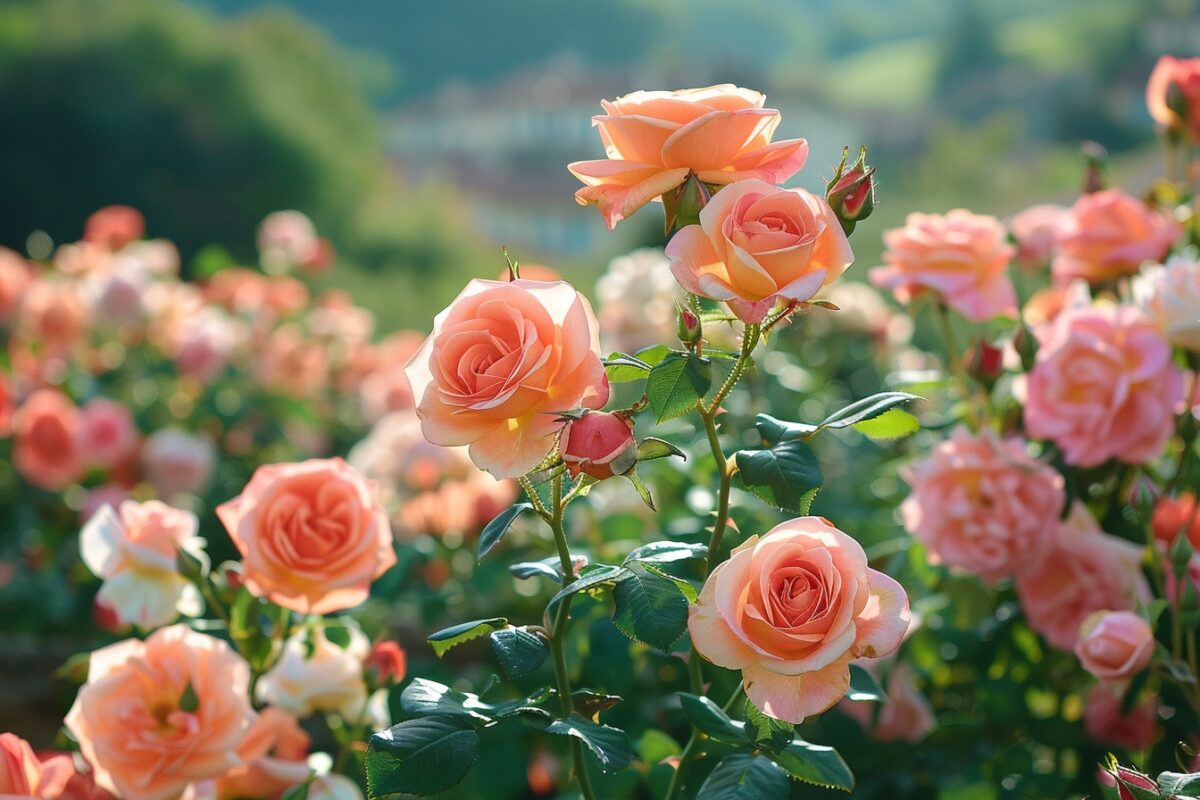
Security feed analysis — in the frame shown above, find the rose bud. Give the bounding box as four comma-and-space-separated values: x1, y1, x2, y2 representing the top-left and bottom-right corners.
966, 339, 1004, 385
825, 146, 876, 234
1107, 765, 1161, 800
1075, 610, 1154, 683
364, 640, 408, 688
677, 304, 703, 347
560, 410, 637, 480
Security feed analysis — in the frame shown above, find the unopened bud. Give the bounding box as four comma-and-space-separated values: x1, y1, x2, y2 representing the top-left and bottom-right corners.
677, 304, 703, 346
561, 410, 638, 480
1013, 323, 1038, 372
966, 340, 1004, 385
664, 173, 712, 232
364, 640, 408, 688
826, 146, 877, 234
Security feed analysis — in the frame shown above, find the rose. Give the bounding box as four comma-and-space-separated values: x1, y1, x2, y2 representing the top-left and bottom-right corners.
255, 323, 329, 400
1147, 55, 1200, 144
363, 641, 408, 688
870, 209, 1017, 322
1151, 492, 1200, 550
80, 398, 139, 470
0, 734, 72, 799
0, 248, 31, 321
1082, 686, 1158, 751
64, 625, 256, 800
1010, 204, 1069, 268
360, 331, 424, 423
1015, 502, 1150, 651
404, 278, 609, 478
257, 210, 321, 274
217, 458, 395, 614
141, 428, 217, 499
1052, 189, 1179, 285
568, 85, 810, 228
15, 279, 88, 351
899, 427, 1064, 583
256, 627, 370, 721
214, 708, 311, 800
560, 411, 637, 479
1022, 299, 1182, 468
1133, 253, 1200, 351
840, 663, 935, 744
666, 178, 854, 323
13, 389, 85, 490
1075, 610, 1154, 683
595, 248, 681, 355
1107, 767, 1162, 800
84, 205, 145, 251
688, 516, 910, 723
80, 501, 206, 630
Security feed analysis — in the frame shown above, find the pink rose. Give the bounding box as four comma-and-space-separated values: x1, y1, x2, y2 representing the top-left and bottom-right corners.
561, 410, 637, 480
900, 427, 1064, 583
870, 210, 1017, 321
0, 371, 13, 438
13, 389, 85, 490
15, 279, 88, 352
1010, 204, 1070, 269
1151, 492, 1200, 550
80, 398, 138, 470
404, 278, 609, 478
688, 516, 910, 723
840, 663, 935, 744
217, 458, 395, 614
1015, 502, 1150, 652
1083, 685, 1158, 751
666, 178, 854, 323
1052, 190, 1179, 285
141, 428, 217, 499
359, 331, 425, 423
255, 323, 329, 400
1075, 610, 1153, 683
64, 625, 257, 800
1022, 300, 1182, 468
0, 734, 72, 799
568, 85, 809, 228
258, 210, 320, 274
0, 248, 31, 321
84, 205, 145, 251
1147, 55, 1200, 144
214, 708, 311, 800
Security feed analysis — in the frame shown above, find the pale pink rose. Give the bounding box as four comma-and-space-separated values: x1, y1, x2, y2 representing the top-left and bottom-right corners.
64, 625, 257, 800
217, 458, 395, 614
255, 323, 329, 400
404, 279, 609, 478
1133, 253, 1200, 351
84, 205, 145, 251
1022, 300, 1182, 467
1052, 190, 1179, 285
870, 210, 1017, 321
666, 178, 854, 323
561, 410, 637, 480
1015, 502, 1150, 652
1147, 55, 1200, 144
117, 239, 180, 278
80, 398, 138, 470
688, 516, 910, 723
81, 500, 205, 630
1075, 610, 1154, 683
213, 708, 311, 800
595, 248, 681, 355
840, 663, 935, 744
142, 428, 217, 498
569, 85, 810, 228
258, 211, 320, 274
256, 627, 370, 721
900, 427, 1064, 583
171, 309, 242, 381
15, 279, 88, 350
1083, 685, 1158, 751
1010, 204, 1070, 269
0, 734, 72, 799
360, 331, 425, 424
13, 389, 85, 490
0, 248, 31, 321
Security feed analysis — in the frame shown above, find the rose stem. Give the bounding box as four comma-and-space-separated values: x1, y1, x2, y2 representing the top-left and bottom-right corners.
932, 301, 982, 430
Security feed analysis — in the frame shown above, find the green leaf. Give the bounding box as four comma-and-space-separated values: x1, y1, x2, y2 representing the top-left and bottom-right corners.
815, 392, 922, 431
736, 439, 823, 514
477, 503, 531, 561
743, 701, 792, 754
510, 556, 570, 582
623, 541, 707, 565
640, 563, 698, 603
639, 728, 681, 764
604, 352, 654, 382
647, 352, 712, 423
400, 677, 499, 723
541, 715, 633, 773
677, 693, 749, 745
845, 664, 885, 702
427, 618, 507, 657
366, 715, 481, 798
572, 690, 623, 721
636, 437, 687, 462
489, 627, 548, 680
546, 564, 629, 615
774, 739, 854, 792
1158, 771, 1200, 795
697, 754, 790, 800
635, 344, 674, 366
852, 407, 919, 441
611, 561, 690, 652
754, 414, 816, 445
626, 470, 657, 510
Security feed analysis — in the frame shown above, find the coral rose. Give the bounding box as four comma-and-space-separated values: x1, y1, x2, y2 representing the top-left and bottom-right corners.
0, 734, 72, 799
688, 516, 910, 723
80, 398, 139, 470
1010, 204, 1069, 269
666, 178, 854, 323
84, 205, 145, 251
1075, 610, 1154, 683
899, 427, 1064, 583
1052, 189, 1179, 285
64, 625, 256, 800
1151, 492, 1200, 550
1022, 299, 1182, 468
1083, 686, 1158, 751
404, 279, 609, 478
13, 389, 85, 490
1147, 55, 1200, 144
1015, 502, 1150, 652
568, 85, 809, 228
213, 708, 311, 800
1133, 253, 1200, 351
81, 501, 206, 630
870, 210, 1017, 321
217, 458, 395, 614
256, 627, 371, 721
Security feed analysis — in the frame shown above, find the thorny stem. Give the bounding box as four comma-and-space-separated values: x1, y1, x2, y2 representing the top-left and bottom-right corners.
707, 324, 761, 415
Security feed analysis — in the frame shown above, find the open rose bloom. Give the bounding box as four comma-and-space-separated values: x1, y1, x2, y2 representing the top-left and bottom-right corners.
1147, 55, 1200, 143
1051, 189, 1179, 285
689, 517, 910, 723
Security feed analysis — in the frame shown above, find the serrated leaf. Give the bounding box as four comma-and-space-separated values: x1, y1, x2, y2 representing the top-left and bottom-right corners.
623, 541, 707, 565
1158, 771, 1200, 795
736, 439, 823, 514
635, 344, 674, 367
774, 739, 854, 792
611, 561, 690, 652
541, 715, 633, 773
639, 563, 698, 603
400, 677, 499, 723
427, 618, 507, 657
477, 503, 532, 561
366, 715, 480, 798
604, 352, 654, 382
754, 414, 816, 446
636, 437, 687, 462
852, 408, 919, 441
816, 392, 921, 430
677, 693, 749, 745
546, 564, 629, 615
647, 352, 712, 423
846, 664, 885, 702
743, 701, 793, 754
489, 627, 548, 680
626, 470, 657, 510
697, 754, 790, 800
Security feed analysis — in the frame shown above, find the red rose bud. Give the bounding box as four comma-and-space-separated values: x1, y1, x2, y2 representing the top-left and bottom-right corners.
92, 597, 127, 634
677, 304, 703, 347
1110, 765, 1161, 800
561, 410, 637, 480
364, 640, 408, 687
967, 339, 1004, 385
826, 146, 876, 234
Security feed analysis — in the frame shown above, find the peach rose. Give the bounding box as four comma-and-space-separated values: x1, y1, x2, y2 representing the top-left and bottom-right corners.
141, 428, 217, 499
213, 708, 311, 800
840, 663, 935, 744
870, 210, 1017, 321
568, 85, 809, 228
217, 458, 395, 614
256, 627, 371, 721
39, 754, 115, 800
80, 398, 138, 470
1133, 253, 1200, 351
359, 331, 425, 423
1075, 610, 1154, 683
255, 323, 329, 400
81, 500, 205, 630
1022, 299, 1182, 468
15, 279, 88, 351
404, 279, 609, 478
1147, 55, 1200, 143
1083, 686, 1158, 751
1010, 204, 1069, 269
1052, 190, 1179, 285
0, 734, 72, 799
1015, 502, 1150, 651
0, 248, 31, 321
666, 178, 854, 323
688, 516, 910, 723
13, 389, 85, 490
84, 205, 145, 251
899, 428, 1064, 583
64, 625, 256, 800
